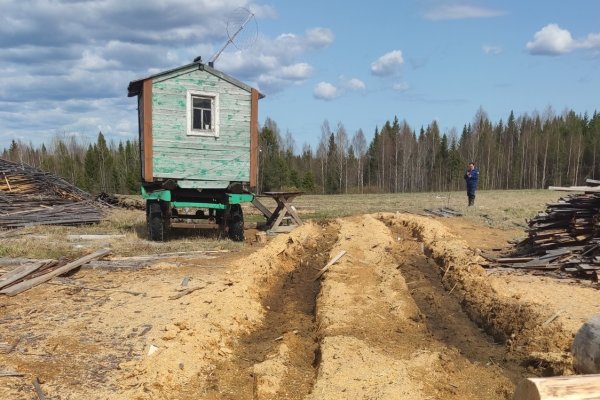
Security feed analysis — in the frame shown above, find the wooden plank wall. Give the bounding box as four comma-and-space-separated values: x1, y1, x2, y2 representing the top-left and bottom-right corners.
142, 80, 153, 182
250, 88, 259, 189
151, 68, 251, 186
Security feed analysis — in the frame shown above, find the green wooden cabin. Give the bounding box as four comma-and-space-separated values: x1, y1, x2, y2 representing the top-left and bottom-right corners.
127, 60, 263, 191
127, 60, 263, 241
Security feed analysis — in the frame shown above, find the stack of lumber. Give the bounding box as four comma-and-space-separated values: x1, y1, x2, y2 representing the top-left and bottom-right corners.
96, 192, 145, 210
0, 158, 104, 228
487, 180, 600, 281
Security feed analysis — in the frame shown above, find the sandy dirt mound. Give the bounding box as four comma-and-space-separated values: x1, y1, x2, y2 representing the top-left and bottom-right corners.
381, 212, 573, 373
0, 222, 324, 400
310, 214, 514, 399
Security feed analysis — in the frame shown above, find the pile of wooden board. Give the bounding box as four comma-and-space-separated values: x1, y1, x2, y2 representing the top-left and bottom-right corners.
0, 248, 110, 296
0, 158, 104, 228
486, 180, 600, 281
95, 192, 145, 210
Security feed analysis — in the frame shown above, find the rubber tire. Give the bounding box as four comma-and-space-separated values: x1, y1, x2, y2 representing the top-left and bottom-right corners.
228, 204, 244, 242
147, 201, 167, 241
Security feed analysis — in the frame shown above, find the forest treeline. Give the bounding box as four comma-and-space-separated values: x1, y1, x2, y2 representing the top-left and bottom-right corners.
2, 108, 599, 195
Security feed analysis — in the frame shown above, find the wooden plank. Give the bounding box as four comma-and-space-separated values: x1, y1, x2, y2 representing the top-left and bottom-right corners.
33, 377, 46, 400
143, 79, 153, 182
168, 285, 206, 300
0, 248, 110, 296
586, 178, 600, 185
250, 88, 259, 189
0, 260, 53, 290
513, 374, 600, 400
548, 186, 600, 192
252, 198, 273, 219
495, 257, 535, 263
314, 251, 347, 280
0, 371, 24, 377
282, 199, 303, 226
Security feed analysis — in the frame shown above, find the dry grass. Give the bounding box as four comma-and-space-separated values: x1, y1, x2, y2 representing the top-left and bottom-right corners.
249, 189, 563, 229
0, 189, 562, 259
0, 208, 243, 259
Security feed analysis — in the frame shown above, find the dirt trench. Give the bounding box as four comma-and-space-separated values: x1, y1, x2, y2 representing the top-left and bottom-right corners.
198, 215, 528, 399
0, 214, 576, 400
202, 222, 339, 399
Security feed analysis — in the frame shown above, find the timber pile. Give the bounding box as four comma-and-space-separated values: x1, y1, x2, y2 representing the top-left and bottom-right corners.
0, 158, 103, 228
96, 192, 144, 210
487, 180, 600, 281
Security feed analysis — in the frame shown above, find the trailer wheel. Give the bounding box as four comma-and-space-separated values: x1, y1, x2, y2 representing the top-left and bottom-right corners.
147, 200, 168, 241
228, 204, 244, 242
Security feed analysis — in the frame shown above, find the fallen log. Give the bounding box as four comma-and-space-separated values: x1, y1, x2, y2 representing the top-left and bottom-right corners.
513, 374, 600, 400
0, 248, 110, 296
572, 315, 600, 374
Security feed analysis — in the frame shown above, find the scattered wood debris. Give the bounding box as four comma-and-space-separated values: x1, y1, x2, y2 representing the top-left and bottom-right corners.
314, 250, 347, 280
0, 158, 104, 228
95, 192, 144, 210
0, 248, 110, 296
424, 207, 463, 218
485, 180, 600, 281
32, 377, 46, 400
0, 370, 24, 377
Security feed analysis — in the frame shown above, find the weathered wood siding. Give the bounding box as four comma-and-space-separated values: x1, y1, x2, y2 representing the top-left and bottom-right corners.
151, 66, 251, 187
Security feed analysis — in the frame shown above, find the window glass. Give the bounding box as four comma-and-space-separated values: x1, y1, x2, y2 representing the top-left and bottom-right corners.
193, 97, 211, 109
191, 95, 212, 131
202, 109, 212, 129
193, 108, 203, 130
188, 92, 217, 136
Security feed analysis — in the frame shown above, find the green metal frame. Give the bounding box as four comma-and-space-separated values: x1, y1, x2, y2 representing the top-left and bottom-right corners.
141, 187, 253, 210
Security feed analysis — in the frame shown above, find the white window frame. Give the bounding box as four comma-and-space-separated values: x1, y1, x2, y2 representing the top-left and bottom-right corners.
186, 90, 220, 137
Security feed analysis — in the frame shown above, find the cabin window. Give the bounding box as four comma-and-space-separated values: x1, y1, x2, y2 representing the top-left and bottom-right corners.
187, 90, 219, 137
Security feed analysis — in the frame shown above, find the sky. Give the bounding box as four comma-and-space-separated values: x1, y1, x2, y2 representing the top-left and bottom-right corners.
1, 0, 599, 151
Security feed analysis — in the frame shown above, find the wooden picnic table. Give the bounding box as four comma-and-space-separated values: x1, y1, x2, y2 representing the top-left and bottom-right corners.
252, 191, 304, 233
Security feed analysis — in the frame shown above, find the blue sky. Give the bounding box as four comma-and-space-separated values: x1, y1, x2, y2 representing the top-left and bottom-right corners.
1, 0, 599, 151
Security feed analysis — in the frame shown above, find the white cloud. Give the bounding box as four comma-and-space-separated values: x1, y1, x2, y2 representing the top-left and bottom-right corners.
371, 50, 404, 76
313, 82, 340, 101
482, 45, 502, 55
526, 24, 600, 55
425, 4, 505, 21
277, 63, 314, 80
393, 82, 410, 92
218, 27, 334, 92
346, 78, 366, 90
526, 24, 574, 55
305, 27, 335, 48
0, 0, 339, 146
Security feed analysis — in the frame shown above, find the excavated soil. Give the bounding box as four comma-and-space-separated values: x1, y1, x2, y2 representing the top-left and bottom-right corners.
0, 213, 597, 399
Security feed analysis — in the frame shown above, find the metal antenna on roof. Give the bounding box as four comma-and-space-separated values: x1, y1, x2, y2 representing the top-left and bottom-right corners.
209, 7, 257, 65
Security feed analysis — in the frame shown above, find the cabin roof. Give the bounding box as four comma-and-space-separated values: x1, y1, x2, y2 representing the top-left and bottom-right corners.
127, 61, 264, 98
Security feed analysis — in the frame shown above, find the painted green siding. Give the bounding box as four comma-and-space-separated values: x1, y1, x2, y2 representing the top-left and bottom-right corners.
151, 66, 251, 188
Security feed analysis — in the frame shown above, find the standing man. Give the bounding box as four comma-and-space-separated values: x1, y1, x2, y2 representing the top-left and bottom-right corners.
464, 162, 479, 206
